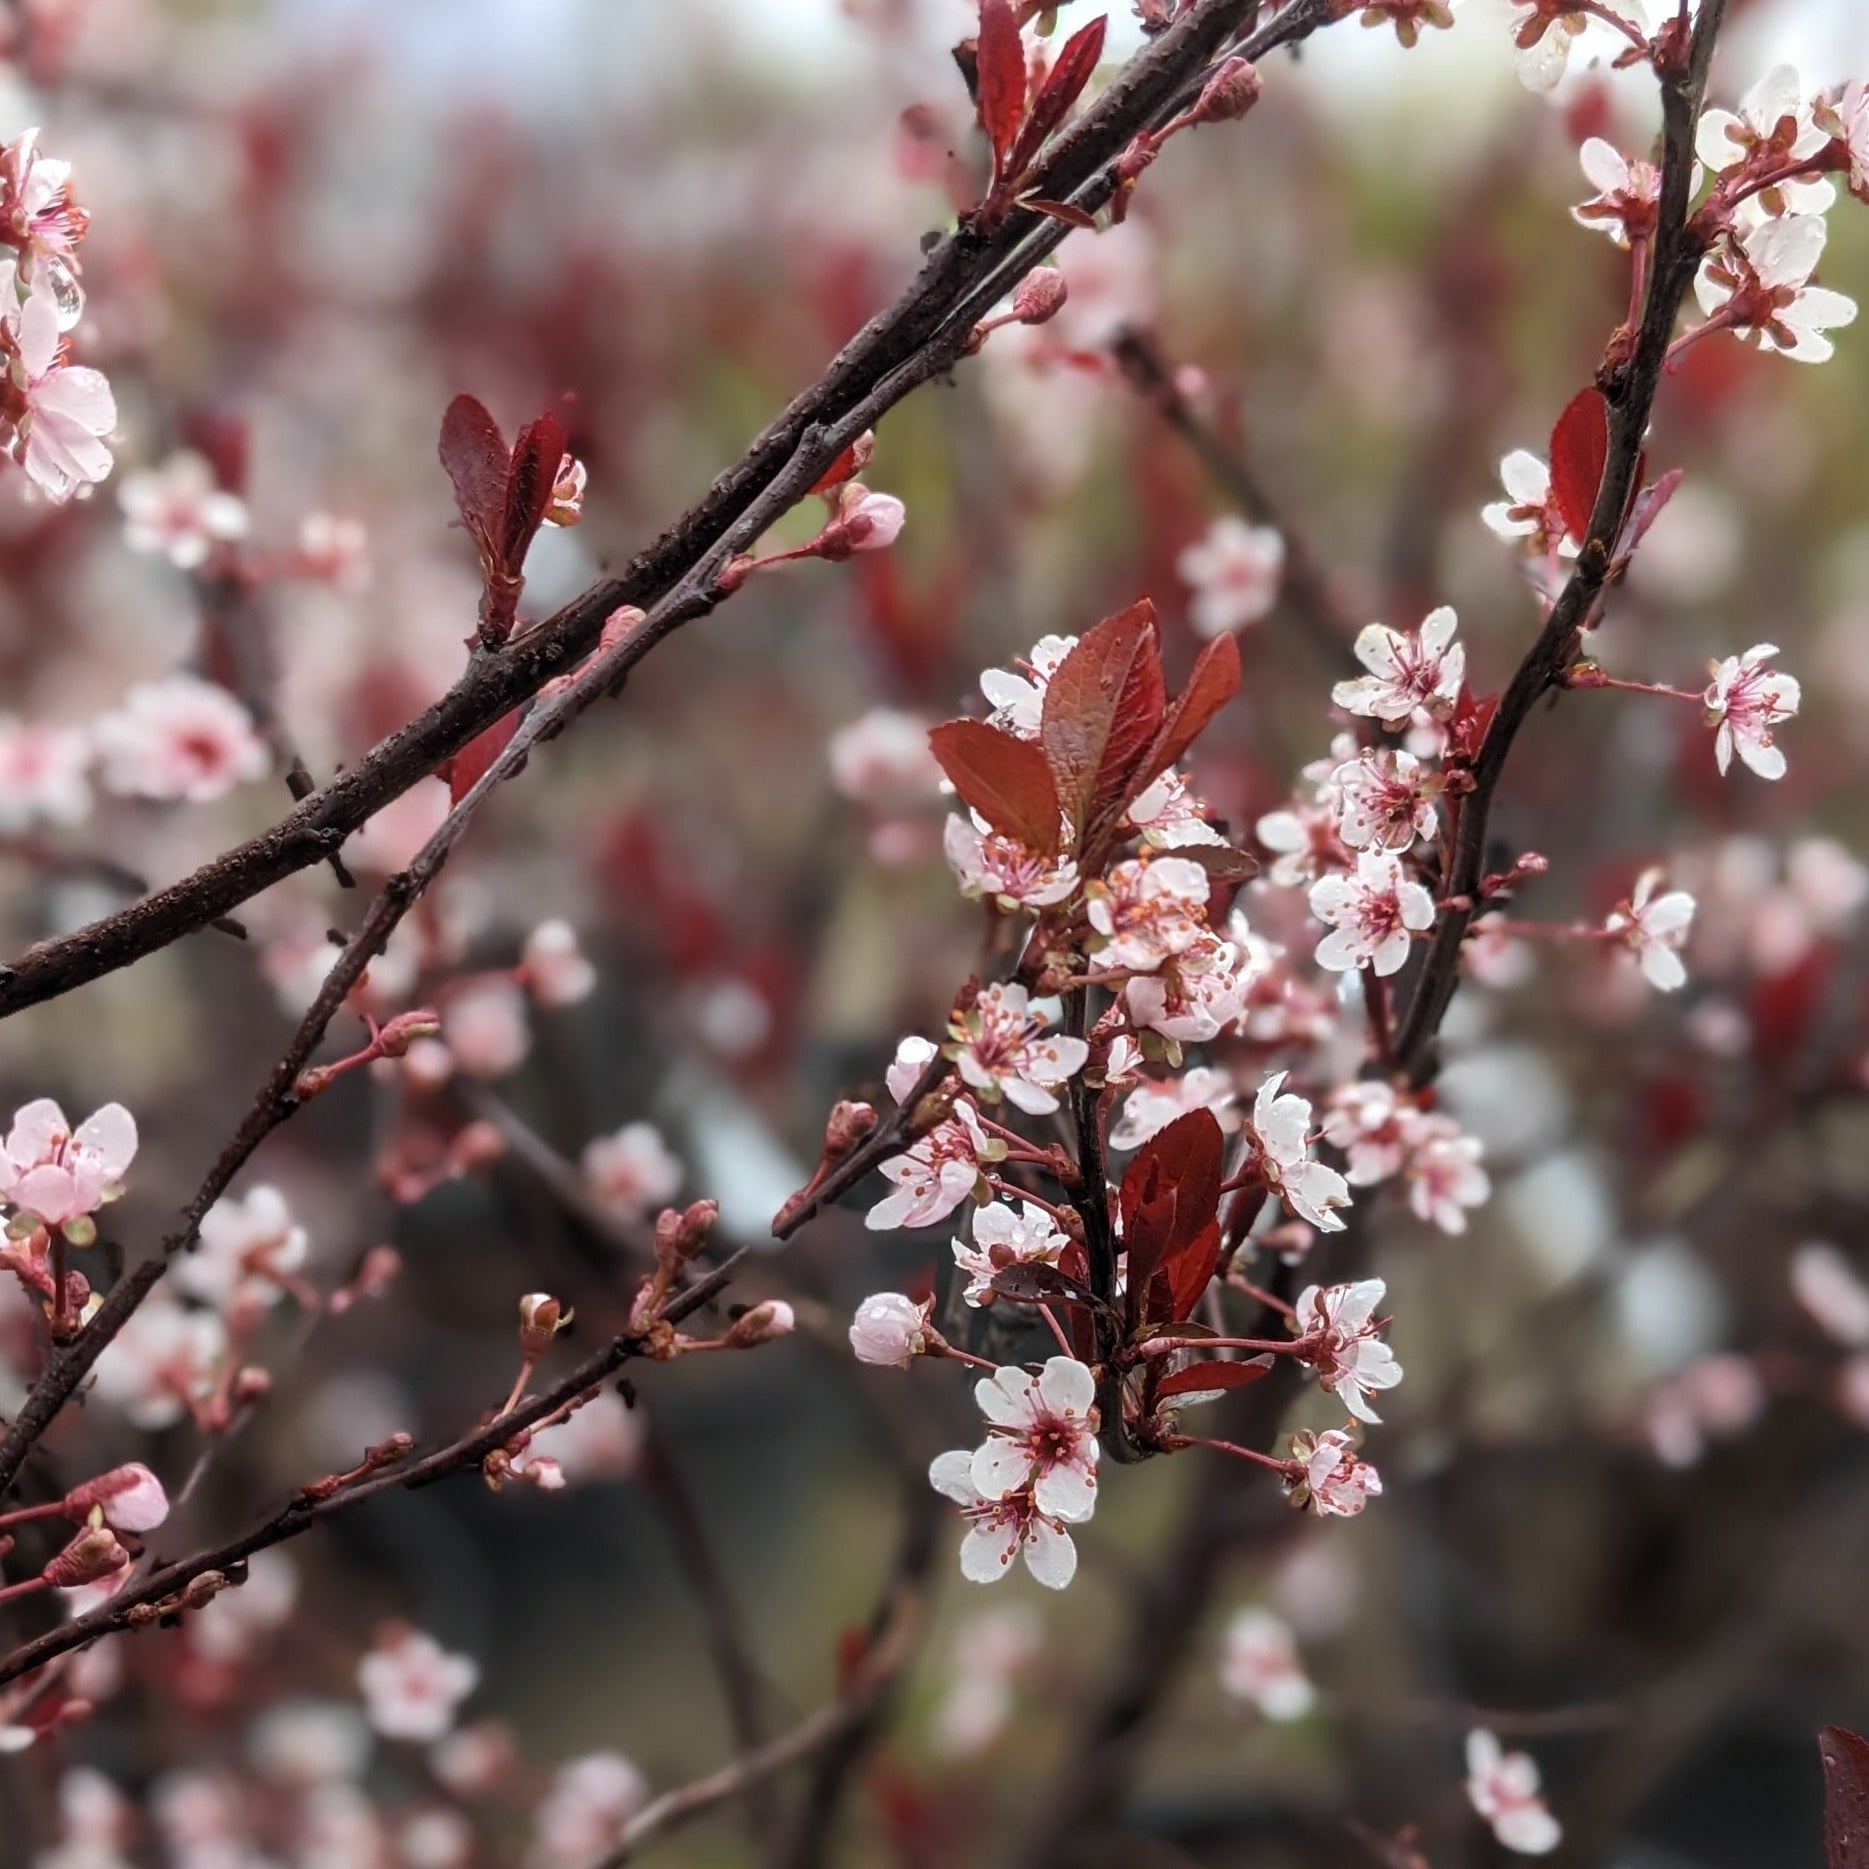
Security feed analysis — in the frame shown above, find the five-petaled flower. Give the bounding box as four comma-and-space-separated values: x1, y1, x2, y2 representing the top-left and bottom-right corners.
1605, 868, 1697, 992
1332, 747, 1440, 852
927, 1452, 1083, 1589
954, 1201, 1070, 1307
1571, 137, 1662, 247
1244, 1074, 1351, 1233
945, 814, 1080, 912
1293, 1278, 1401, 1422
1332, 606, 1466, 725
1087, 856, 1213, 975
1285, 1427, 1383, 1518
1308, 849, 1437, 977
1465, 1728, 1563, 1855
1176, 516, 1286, 637
1696, 65, 1835, 217
950, 983, 1089, 1115
969, 1357, 1100, 1522
867, 1101, 994, 1231
1219, 1606, 1316, 1722
357, 1627, 479, 1743
1702, 642, 1799, 779
4, 285, 114, 500
1481, 451, 1578, 560
118, 452, 249, 569
92, 676, 270, 804
2, 1098, 137, 1233
1695, 215, 1858, 364
980, 634, 1077, 739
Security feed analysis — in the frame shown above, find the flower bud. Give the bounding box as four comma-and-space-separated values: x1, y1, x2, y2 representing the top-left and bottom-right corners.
1012, 269, 1068, 326
375, 1008, 443, 1059
1191, 56, 1260, 124
726, 1300, 796, 1348
824, 1099, 878, 1158
63, 1463, 170, 1534
42, 1523, 131, 1589
816, 484, 906, 561
849, 1292, 931, 1368
518, 1292, 573, 1360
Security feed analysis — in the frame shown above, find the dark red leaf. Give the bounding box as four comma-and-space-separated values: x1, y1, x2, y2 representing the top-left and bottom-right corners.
1119, 1108, 1224, 1329
1018, 195, 1099, 229
1549, 386, 1610, 545
1006, 14, 1107, 180
1153, 1356, 1273, 1402
989, 1263, 1099, 1308
1162, 1218, 1222, 1322
438, 395, 509, 554
440, 707, 523, 807
975, 0, 1027, 176
928, 718, 1061, 854
1822, 1725, 1869, 1869
1616, 466, 1684, 559
1040, 599, 1162, 838
502, 412, 567, 568
1134, 630, 1240, 796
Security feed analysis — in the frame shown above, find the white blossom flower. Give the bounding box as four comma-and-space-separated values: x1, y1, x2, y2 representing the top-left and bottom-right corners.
1508, 0, 1648, 94
1481, 450, 1578, 559
1465, 1728, 1562, 1855
969, 1357, 1100, 1522
89, 1288, 226, 1432
980, 634, 1077, 738
2, 1097, 136, 1230
357, 1629, 478, 1744
1285, 1427, 1382, 1518
92, 677, 269, 804
1703, 643, 1798, 779
1403, 1123, 1491, 1234
1293, 1279, 1401, 1422
1245, 1073, 1351, 1233
1176, 516, 1285, 637
0, 717, 91, 832
1571, 137, 1661, 247
529, 1753, 649, 1868
1331, 747, 1439, 852
118, 452, 248, 569
828, 707, 942, 807
1605, 869, 1696, 991
177, 1184, 308, 1311
1696, 66, 1834, 214
1123, 931, 1255, 1045
866, 1102, 993, 1231
521, 921, 597, 1008
1308, 850, 1436, 977
580, 1123, 682, 1222
1126, 768, 1225, 848
951, 983, 1089, 1115
1109, 1067, 1238, 1151
1332, 606, 1465, 724
928, 1452, 1081, 1589
1087, 857, 1212, 974
1219, 1607, 1315, 1721
1695, 215, 1857, 364
5, 286, 114, 500
944, 813, 1079, 911
953, 1202, 1069, 1306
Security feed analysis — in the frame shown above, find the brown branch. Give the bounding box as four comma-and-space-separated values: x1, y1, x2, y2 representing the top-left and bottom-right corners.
0, 0, 1337, 1026
1390, 0, 1728, 1083
0, 1255, 742, 1690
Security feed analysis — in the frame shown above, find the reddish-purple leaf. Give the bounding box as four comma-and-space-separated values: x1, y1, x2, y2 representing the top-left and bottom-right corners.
989, 1263, 1099, 1308
1119, 1108, 1224, 1329
1137, 630, 1241, 790
1823, 1726, 1869, 1869
928, 718, 1061, 854
1006, 14, 1107, 181
1617, 466, 1684, 559
501, 411, 567, 568
441, 706, 524, 807
1549, 386, 1610, 546
1040, 599, 1163, 839
975, 0, 1027, 176
438, 395, 509, 555
1018, 195, 1099, 229
1153, 1356, 1273, 1402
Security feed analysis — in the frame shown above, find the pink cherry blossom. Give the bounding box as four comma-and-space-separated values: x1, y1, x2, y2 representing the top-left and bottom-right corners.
1256, 796, 1344, 889
1323, 1080, 1413, 1186
928, 1451, 1080, 1589
89, 1287, 226, 1432
866, 1100, 993, 1231
1286, 1427, 1382, 1518
953, 1200, 1070, 1306
1696, 66, 1833, 214
949, 983, 1089, 1115
177, 1184, 308, 1312
969, 1357, 1100, 1521
1087, 856, 1212, 974
823, 481, 905, 553
521, 920, 597, 1008
979, 634, 1077, 738
1702, 642, 1798, 779
1245, 1073, 1351, 1233
1465, 1728, 1562, 1855
1695, 215, 1857, 364
1293, 1279, 1400, 1423
944, 813, 1079, 912
531, 1753, 649, 1867
1507, 0, 1648, 94
1790, 1241, 1869, 1348
358, 1627, 478, 1743
0, 717, 91, 832
1402, 1122, 1491, 1234
441, 979, 532, 1077
1308, 849, 1436, 977
1219, 1606, 1315, 1722
118, 452, 249, 569
64, 1462, 170, 1533
580, 1123, 682, 1221
849, 1291, 933, 1364
1176, 515, 1286, 637
0, 129, 89, 285
92, 676, 269, 804
1332, 606, 1465, 724
1109, 1066, 1237, 1152
1123, 930, 1254, 1045
1331, 747, 1439, 852
1126, 767, 1224, 848
1605, 869, 1696, 992
5, 286, 114, 499
1481, 451, 1578, 560
828, 707, 942, 807
2, 1097, 137, 1230
1571, 137, 1661, 248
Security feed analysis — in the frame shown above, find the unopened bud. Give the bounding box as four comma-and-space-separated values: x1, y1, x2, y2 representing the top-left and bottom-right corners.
1191, 56, 1259, 124
725, 1300, 796, 1348
518, 1292, 573, 1360
824, 1099, 878, 1158
63, 1463, 169, 1534
1012, 269, 1069, 326
42, 1524, 131, 1589
714, 553, 755, 596
375, 1008, 443, 1058
1566, 658, 1610, 689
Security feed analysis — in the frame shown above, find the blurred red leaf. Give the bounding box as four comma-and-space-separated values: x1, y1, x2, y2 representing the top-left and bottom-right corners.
1020, 195, 1099, 228
1153, 1356, 1272, 1401
1822, 1725, 1869, 1869
438, 394, 508, 552
441, 706, 523, 806
502, 411, 567, 566
928, 718, 1061, 854
1041, 598, 1163, 838
1119, 1108, 1224, 1329
1007, 14, 1107, 179
1549, 386, 1609, 544
975, 0, 1026, 178
1139, 629, 1240, 784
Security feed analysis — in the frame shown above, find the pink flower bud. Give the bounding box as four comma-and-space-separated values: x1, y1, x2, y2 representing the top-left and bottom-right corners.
817, 484, 906, 560
375, 1008, 443, 1059
518, 1292, 573, 1360
1192, 56, 1260, 124
824, 1099, 878, 1158
42, 1524, 131, 1589
1012, 269, 1069, 326
849, 1292, 931, 1368
63, 1463, 169, 1534
726, 1300, 796, 1348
